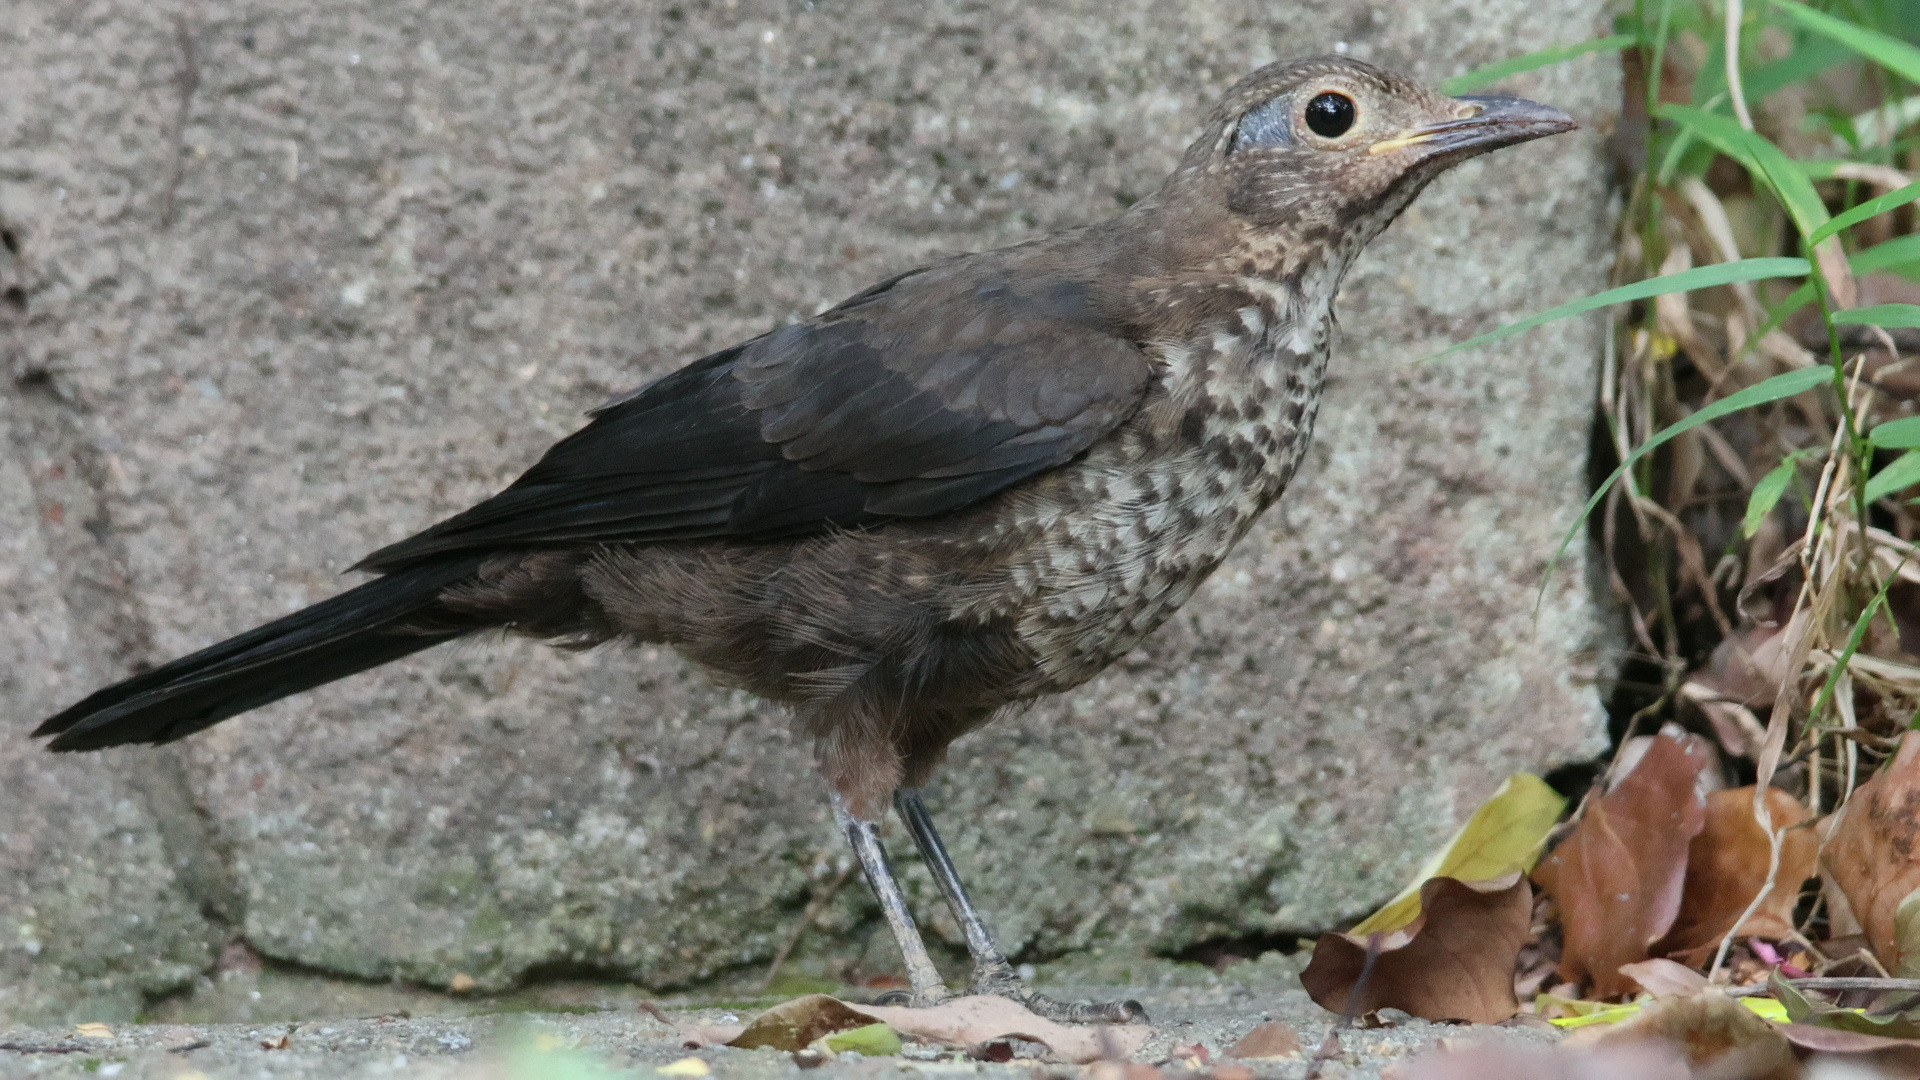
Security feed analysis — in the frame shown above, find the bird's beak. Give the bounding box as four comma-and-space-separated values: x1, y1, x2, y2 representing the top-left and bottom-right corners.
1368, 95, 1578, 158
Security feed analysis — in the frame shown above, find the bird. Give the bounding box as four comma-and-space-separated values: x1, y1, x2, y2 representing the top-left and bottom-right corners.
32, 55, 1574, 1024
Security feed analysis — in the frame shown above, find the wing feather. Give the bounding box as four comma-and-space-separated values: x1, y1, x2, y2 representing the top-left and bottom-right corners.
355, 253, 1151, 571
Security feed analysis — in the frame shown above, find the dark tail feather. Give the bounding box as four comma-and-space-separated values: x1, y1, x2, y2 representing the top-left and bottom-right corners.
34, 557, 488, 751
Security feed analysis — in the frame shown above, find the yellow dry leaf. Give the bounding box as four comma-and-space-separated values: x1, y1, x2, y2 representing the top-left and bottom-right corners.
532, 1032, 574, 1052
1352, 774, 1565, 935
821, 1023, 902, 1056
658, 1056, 712, 1076
73, 1022, 113, 1038
1548, 1002, 1645, 1029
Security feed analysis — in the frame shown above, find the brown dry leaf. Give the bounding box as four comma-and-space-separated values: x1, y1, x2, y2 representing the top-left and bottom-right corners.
1225, 1020, 1301, 1060
1780, 1027, 1920, 1080
1690, 622, 1789, 711
1386, 1042, 1691, 1080
1779, 1022, 1920, 1055
1618, 958, 1710, 998
1824, 730, 1920, 977
726, 995, 875, 1052
639, 1001, 746, 1048
683, 1023, 748, 1048
1656, 785, 1819, 964
1300, 874, 1531, 1024
854, 995, 1153, 1064
1533, 731, 1712, 997
1569, 990, 1797, 1080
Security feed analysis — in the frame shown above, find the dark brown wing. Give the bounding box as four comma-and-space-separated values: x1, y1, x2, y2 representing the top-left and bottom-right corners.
353, 256, 1151, 571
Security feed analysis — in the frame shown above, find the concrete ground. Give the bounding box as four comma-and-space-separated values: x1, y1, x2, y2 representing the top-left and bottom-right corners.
0, 958, 1555, 1079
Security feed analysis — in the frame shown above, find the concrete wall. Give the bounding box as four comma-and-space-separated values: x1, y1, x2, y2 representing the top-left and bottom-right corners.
0, 0, 1615, 1022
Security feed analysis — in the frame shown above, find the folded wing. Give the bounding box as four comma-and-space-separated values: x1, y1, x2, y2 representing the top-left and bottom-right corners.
355, 257, 1152, 571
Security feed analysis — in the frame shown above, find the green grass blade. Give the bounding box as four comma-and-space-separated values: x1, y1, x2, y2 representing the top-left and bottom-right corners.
1872, 417, 1920, 449
1743, 455, 1802, 537
1834, 304, 1920, 329
1867, 451, 1920, 505
1810, 571, 1900, 724
1769, 0, 1920, 84
1426, 258, 1811, 361
1797, 159, 1861, 180
1810, 178, 1920, 244
1750, 280, 1819, 345
1745, 36, 1854, 102
1646, 0, 1678, 113
1852, 234, 1920, 273
1442, 36, 1638, 94
1656, 105, 1832, 237
1544, 366, 1833, 601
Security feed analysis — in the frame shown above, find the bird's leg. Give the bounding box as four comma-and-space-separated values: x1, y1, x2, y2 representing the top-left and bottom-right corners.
830, 791, 951, 1007
893, 788, 1147, 1024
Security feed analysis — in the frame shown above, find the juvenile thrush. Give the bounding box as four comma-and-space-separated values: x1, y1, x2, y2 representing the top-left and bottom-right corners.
35, 56, 1574, 1022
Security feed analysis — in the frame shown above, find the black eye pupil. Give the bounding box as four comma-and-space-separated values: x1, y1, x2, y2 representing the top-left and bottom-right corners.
1305, 92, 1356, 138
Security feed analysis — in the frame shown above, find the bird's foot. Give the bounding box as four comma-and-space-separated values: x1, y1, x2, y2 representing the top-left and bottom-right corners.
969, 960, 1148, 1024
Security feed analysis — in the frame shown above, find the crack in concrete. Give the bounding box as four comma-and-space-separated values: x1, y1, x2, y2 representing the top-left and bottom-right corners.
1, 208, 244, 957
157, 11, 203, 231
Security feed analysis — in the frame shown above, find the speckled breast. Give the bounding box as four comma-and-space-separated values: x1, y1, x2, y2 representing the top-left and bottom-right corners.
985, 280, 1332, 694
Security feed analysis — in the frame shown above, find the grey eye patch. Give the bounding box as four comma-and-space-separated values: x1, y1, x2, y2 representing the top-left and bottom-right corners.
1230, 97, 1294, 152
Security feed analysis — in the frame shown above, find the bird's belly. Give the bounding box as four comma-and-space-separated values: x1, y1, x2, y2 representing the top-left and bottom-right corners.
937, 316, 1328, 698
1002, 446, 1283, 692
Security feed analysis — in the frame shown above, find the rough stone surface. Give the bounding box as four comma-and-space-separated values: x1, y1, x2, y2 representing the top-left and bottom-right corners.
1, 0, 1617, 1018
0, 404, 223, 1023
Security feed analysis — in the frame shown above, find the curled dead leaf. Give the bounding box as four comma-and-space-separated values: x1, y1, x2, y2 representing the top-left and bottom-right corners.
1225, 1020, 1300, 1060
855, 995, 1152, 1064
1617, 958, 1709, 998
1350, 774, 1564, 937
1824, 730, 1920, 978
1779, 1021, 1920, 1056
639, 1001, 745, 1048
1388, 1041, 1690, 1080
1656, 785, 1818, 965
723, 994, 1153, 1064
1567, 989, 1797, 1080
1300, 874, 1531, 1024
1533, 731, 1712, 997
726, 995, 875, 1052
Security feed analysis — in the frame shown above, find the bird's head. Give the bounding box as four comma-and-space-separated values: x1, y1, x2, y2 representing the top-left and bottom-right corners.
1147, 55, 1576, 280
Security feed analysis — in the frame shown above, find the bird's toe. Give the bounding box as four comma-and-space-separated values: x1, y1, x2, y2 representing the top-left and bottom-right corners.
967, 962, 1147, 1024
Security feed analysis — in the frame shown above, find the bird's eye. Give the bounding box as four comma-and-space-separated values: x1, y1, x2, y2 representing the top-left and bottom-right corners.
1304, 92, 1357, 138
